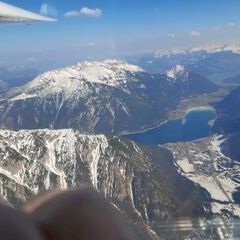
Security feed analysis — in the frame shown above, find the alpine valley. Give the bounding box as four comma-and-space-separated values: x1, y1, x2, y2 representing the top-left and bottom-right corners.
0, 51, 239, 240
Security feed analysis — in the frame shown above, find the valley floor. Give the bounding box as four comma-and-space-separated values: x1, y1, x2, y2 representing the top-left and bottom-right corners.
165, 135, 240, 218
167, 88, 229, 121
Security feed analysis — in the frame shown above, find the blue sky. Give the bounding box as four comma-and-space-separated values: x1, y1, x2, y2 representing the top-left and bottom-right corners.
1, 0, 240, 68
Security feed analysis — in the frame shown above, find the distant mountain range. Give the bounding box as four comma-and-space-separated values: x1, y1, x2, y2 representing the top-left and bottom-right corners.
0, 66, 39, 94
155, 43, 240, 57
129, 44, 240, 84
0, 60, 219, 134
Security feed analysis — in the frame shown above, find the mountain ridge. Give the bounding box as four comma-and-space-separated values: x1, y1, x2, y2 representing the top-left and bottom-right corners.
0, 60, 219, 134
0, 128, 210, 239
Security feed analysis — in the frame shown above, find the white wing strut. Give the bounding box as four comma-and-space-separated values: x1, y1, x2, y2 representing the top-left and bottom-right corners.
0, 1, 56, 23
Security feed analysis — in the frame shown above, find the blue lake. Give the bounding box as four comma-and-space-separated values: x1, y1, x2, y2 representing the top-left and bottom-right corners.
124, 107, 216, 145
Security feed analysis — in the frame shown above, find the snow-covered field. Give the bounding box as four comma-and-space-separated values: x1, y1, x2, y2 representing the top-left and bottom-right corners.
165, 135, 240, 217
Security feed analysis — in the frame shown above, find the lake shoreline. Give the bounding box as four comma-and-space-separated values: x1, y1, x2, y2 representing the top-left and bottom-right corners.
119, 120, 168, 136
119, 89, 227, 138
123, 107, 217, 145
121, 106, 216, 137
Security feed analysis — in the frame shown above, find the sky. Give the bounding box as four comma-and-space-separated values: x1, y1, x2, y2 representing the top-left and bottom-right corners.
1, 0, 240, 68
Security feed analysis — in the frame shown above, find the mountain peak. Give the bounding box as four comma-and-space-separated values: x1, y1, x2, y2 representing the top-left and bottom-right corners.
74, 59, 144, 82
30, 59, 144, 88
7, 60, 144, 100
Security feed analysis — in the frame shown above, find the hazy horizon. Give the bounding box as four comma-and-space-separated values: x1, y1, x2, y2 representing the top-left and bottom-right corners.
1, 0, 240, 69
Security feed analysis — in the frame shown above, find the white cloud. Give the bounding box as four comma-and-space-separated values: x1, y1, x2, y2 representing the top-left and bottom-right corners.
167, 33, 175, 38
80, 7, 102, 17
64, 11, 80, 17
189, 31, 201, 37
64, 7, 102, 18
87, 42, 96, 47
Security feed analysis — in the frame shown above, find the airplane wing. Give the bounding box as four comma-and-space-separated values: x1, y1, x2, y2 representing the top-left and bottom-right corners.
0, 1, 56, 23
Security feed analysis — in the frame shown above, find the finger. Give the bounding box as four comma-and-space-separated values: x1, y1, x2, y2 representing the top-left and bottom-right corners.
0, 204, 44, 240
23, 187, 130, 240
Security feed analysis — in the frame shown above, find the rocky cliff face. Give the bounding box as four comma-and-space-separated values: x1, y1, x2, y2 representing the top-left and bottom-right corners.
0, 129, 209, 239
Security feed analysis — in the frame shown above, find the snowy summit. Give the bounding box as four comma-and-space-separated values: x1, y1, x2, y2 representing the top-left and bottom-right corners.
7, 60, 144, 100
29, 59, 144, 88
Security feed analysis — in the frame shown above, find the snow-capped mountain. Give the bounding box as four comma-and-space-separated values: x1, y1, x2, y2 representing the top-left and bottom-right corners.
0, 129, 209, 240
165, 64, 219, 95
133, 43, 240, 83
155, 43, 240, 58
15, 60, 144, 98
0, 60, 218, 134
0, 60, 168, 133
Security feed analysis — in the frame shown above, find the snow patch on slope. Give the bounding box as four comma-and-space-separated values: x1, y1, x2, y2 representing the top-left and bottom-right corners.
87, 135, 109, 189
166, 65, 186, 79
45, 139, 67, 189
177, 158, 194, 173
